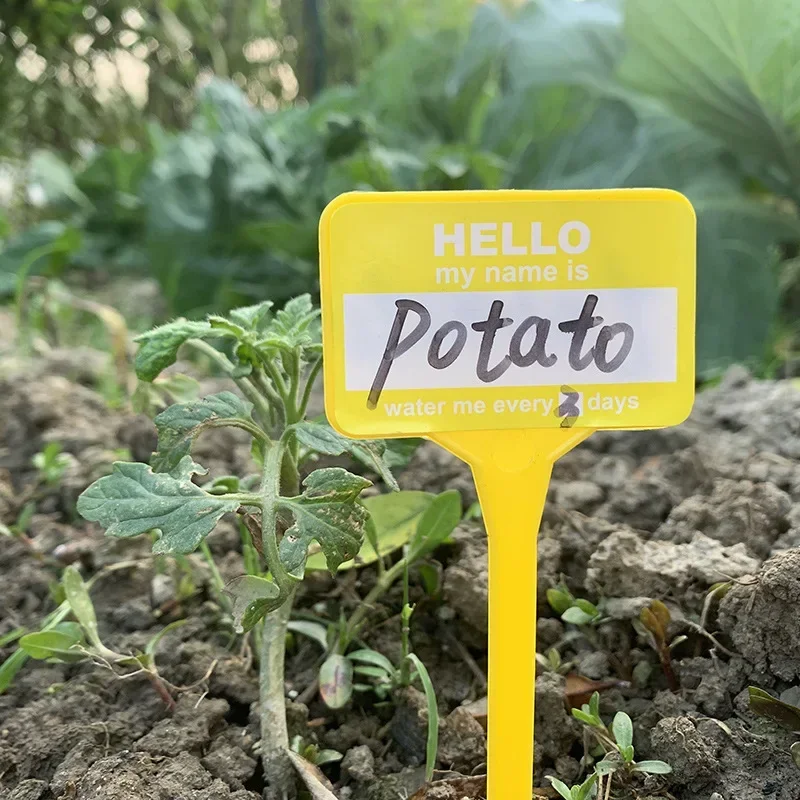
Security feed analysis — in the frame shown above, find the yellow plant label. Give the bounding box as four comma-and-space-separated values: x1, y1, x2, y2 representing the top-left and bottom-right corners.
319, 189, 695, 439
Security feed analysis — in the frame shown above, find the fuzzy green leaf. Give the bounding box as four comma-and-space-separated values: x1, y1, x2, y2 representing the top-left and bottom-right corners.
77, 456, 240, 554
291, 421, 398, 491
257, 294, 321, 355
319, 654, 353, 710
612, 711, 633, 751
633, 760, 672, 774
152, 392, 255, 473
545, 777, 572, 800
225, 575, 282, 632
278, 468, 371, 578
594, 758, 618, 776
229, 301, 274, 331
19, 625, 85, 663
62, 567, 102, 648
135, 319, 213, 381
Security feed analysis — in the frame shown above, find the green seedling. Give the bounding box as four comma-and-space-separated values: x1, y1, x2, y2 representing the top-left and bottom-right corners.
536, 647, 574, 676
290, 735, 343, 768
547, 584, 605, 627
547, 773, 598, 800
74, 297, 456, 797
572, 692, 672, 796
19, 566, 182, 708
635, 600, 685, 692
33, 442, 73, 486
317, 563, 440, 782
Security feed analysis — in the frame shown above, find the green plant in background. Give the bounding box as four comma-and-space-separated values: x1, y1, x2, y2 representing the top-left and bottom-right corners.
5, 0, 800, 372
32, 442, 73, 486
70, 295, 456, 797
572, 692, 672, 794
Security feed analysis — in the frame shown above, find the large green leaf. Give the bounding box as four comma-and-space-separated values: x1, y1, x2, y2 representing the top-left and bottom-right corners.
134, 319, 213, 381
306, 491, 435, 572
277, 468, 371, 578
450, 0, 623, 97
77, 456, 240, 554
620, 0, 800, 192
510, 95, 800, 372
152, 392, 254, 473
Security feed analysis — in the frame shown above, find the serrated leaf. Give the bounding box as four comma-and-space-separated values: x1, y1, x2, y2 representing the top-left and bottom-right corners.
305, 491, 435, 572
633, 760, 672, 774
134, 319, 212, 381
277, 468, 371, 578
257, 294, 321, 355
152, 392, 254, 473
749, 686, 800, 731
77, 456, 240, 554
225, 575, 282, 632
208, 316, 246, 338
319, 654, 353, 709
229, 301, 274, 330
292, 421, 399, 491
411, 489, 461, 558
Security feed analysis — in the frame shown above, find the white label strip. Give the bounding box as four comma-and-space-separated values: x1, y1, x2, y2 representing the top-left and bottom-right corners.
343, 289, 678, 392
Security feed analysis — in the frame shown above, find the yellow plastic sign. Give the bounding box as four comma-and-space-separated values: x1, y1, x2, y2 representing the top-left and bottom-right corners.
319, 189, 695, 798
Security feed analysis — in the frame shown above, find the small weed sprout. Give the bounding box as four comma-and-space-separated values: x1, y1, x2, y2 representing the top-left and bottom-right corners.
19, 566, 182, 708
547, 584, 605, 627
547, 772, 598, 800
33, 442, 73, 486
635, 600, 685, 692
572, 692, 672, 796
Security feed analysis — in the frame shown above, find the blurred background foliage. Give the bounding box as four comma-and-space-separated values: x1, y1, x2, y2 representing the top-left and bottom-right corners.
1, 0, 799, 376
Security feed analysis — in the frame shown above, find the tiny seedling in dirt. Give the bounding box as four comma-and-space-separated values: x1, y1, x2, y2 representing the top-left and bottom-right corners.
535, 646, 574, 676
19, 566, 183, 708
547, 584, 606, 627
547, 772, 598, 800
572, 692, 672, 797
635, 600, 686, 692
68, 296, 458, 799
33, 442, 74, 486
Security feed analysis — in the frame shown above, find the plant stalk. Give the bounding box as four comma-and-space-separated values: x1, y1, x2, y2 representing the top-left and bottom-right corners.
260, 590, 297, 800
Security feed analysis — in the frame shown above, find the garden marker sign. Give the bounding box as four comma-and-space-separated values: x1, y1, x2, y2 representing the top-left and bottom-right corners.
319, 189, 695, 798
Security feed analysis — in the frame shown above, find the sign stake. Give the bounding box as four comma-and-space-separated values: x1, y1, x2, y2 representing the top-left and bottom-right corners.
432, 428, 591, 799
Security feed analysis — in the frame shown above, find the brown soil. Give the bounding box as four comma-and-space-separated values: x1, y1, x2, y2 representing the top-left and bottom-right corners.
2, 352, 800, 800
